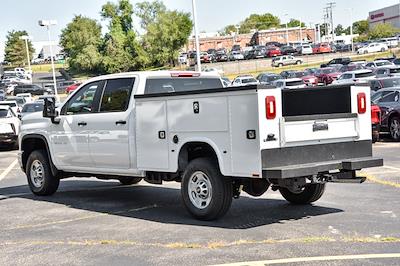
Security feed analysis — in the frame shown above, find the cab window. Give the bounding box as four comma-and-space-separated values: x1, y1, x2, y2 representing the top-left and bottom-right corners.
62, 81, 104, 115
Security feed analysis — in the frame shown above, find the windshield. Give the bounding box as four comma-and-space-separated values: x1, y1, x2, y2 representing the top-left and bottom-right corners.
376, 61, 392, 67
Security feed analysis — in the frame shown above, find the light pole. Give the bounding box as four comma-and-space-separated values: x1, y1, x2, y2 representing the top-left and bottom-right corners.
39, 20, 58, 96
347, 8, 354, 52
299, 18, 303, 44
191, 0, 201, 71
285, 14, 289, 45
19, 35, 32, 72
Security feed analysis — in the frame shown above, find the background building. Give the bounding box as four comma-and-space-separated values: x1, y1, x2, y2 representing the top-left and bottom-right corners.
368, 4, 400, 29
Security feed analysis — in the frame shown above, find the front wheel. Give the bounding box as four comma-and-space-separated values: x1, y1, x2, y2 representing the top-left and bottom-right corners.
118, 177, 142, 185
26, 150, 59, 196
296, 60, 302, 65
279, 183, 326, 204
181, 158, 233, 220
390, 117, 400, 141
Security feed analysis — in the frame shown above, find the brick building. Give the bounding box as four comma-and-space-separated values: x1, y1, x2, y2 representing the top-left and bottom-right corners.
187, 27, 316, 52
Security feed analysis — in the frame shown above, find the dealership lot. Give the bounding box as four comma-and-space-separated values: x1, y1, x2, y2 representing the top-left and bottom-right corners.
0, 142, 399, 266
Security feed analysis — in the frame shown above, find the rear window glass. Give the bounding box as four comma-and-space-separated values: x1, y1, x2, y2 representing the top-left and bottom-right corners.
100, 78, 135, 112
390, 68, 400, 74
144, 78, 223, 94
355, 72, 374, 78
0, 110, 9, 117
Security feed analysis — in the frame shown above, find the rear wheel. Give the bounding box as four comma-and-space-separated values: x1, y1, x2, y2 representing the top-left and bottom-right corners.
279, 183, 326, 204
26, 150, 59, 196
118, 177, 142, 185
278, 63, 283, 67
181, 158, 233, 220
380, 48, 385, 52
296, 60, 302, 65
390, 117, 400, 141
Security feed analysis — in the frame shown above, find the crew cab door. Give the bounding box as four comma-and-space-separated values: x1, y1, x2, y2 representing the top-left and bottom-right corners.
50, 80, 105, 168
88, 78, 135, 169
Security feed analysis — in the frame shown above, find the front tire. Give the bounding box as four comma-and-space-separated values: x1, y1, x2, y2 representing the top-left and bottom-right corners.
279, 183, 326, 204
389, 117, 400, 141
181, 158, 233, 220
26, 150, 59, 196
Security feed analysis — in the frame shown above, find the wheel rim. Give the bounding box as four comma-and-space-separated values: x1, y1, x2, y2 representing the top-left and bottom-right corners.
188, 171, 212, 209
30, 160, 44, 188
390, 119, 400, 139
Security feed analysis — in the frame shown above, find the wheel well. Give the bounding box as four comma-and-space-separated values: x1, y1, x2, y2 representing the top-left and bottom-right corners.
21, 136, 50, 173
178, 142, 219, 172
388, 113, 400, 125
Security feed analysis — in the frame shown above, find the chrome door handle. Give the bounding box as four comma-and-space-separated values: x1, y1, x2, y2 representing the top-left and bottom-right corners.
78, 121, 87, 126
115, 120, 127, 125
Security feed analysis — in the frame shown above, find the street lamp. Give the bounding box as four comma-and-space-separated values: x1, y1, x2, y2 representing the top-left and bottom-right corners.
284, 14, 289, 45
38, 19, 58, 96
346, 8, 354, 52
191, 0, 201, 71
19, 35, 32, 73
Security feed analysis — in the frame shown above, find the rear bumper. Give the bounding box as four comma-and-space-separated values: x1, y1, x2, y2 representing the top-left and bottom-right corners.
262, 140, 383, 179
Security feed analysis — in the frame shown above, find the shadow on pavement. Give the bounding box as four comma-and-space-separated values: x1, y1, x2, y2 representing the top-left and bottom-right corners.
0, 180, 343, 229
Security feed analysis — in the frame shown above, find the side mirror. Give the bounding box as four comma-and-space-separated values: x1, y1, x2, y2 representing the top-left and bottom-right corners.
43, 97, 60, 124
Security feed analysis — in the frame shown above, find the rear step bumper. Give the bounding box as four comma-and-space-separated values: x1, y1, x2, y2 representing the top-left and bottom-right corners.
263, 157, 383, 179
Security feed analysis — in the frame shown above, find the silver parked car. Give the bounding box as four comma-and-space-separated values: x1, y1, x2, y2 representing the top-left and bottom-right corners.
272, 55, 303, 67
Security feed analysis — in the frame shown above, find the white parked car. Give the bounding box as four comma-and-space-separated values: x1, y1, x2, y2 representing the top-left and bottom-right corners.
16, 93, 34, 103
0, 100, 19, 114
0, 105, 20, 147
229, 51, 244, 61
365, 60, 394, 69
300, 44, 313, 55
273, 78, 306, 89
178, 53, 188, 64
379, 37, 399, 48
332, 69, 376, 85
232, 76, 259, 86
357, 42, 388, 54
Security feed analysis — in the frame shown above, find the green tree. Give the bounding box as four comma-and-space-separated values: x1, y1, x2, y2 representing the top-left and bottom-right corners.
368, 23, 399, 40
353, 20, 369, 35
101, 0, 147, 73
334, 24, 345, 35
135, 0, 166, 29
239, 13, 281, 33
60, 15, 102, 72
221, 24, 237, 36
4, 30, 35, 66
285, 19, 306, 28
144, 10, 192, 66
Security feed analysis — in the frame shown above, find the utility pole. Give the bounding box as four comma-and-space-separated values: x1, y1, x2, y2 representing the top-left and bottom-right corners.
191, 0, 201, 71
323, 7, 329, 42
299, 18, 303, 43
327, 2, 336, 43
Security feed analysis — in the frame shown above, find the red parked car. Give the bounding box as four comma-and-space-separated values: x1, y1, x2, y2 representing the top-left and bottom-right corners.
371, 104, 381, 143
266, 46, 281, 57
312, 43, 332, 54
287, 71, 318, 86
315, 67, 341, 85
65, 83, 82, 94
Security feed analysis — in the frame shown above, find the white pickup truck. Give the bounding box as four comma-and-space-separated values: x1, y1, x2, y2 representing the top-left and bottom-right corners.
19, 71, 382, 220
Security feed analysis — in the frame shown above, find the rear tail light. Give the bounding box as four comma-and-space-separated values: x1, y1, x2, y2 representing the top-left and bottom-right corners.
265, 96, 276, 119
357, 92, 366, 114
371, 105, 381, 124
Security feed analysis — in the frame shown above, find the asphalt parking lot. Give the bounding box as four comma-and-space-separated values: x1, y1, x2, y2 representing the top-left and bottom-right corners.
0, 142, 399, 266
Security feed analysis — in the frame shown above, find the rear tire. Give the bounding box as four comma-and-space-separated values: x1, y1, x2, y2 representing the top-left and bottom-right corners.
118, 177, 142, 185
26, 150, 59, 196
296, 60, 301, 65
181, 158, 233, 220
389, 117, 400, 141
279, 183, 326, 204
278, 63, 283, 67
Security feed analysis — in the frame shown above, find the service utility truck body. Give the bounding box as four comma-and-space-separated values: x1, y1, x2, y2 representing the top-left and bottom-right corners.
19, 71, 382, 220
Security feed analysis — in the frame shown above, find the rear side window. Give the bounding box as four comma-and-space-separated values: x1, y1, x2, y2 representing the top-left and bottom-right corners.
144, 78, 223, 94
100, 78, 135, 112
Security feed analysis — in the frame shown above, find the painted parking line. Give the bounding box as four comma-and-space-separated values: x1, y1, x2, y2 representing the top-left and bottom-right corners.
212, 253, 400, 266
363, 173, 400, 189
0, 159, 18, 182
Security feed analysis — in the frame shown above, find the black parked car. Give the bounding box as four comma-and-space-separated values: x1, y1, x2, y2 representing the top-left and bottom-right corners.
321, 57, 351, 68
280, 45, 297, 55
336, 44, 352, 52
256, 73, 282, 85
215, 52, 228, 62
371, 87, 400, 141
13, 84, 52, 96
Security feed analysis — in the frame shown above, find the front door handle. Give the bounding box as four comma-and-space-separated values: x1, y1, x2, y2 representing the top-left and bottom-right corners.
78, 121, 87, 126
115, 120, 127, 125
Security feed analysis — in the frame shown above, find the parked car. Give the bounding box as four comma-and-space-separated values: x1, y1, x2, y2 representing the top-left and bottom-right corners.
5, 96, 26, 109
0, 105, 20, 147
0, 100, 19, 114
299, 44, 313, 55
321, 57, 351, 68
0, 90, 5, 101
371, 104, 381, 143
312, 43, 332, 54
370, 77, 400, 93
229, 51, 244, 61
231, 45, 241, 51
365, 60, 394, 69
266, 46, 281, 57
393, 58, 400, 65
272, 55, 303, 67
287, 71, 318, 86
272, 78, 306, 89
379, 37, 399, 48
220, 77, 231, 87
200, 52, 212, 63
332, 69, 375, 85
371, 87, 400, 140
215, 52, 229, 62
232, 75, 259, 86
375, 65, 400, 78
16, 93, 34, 103
336, 44, 352, 52
314, 67, 341, 85
20, 102, 44, 119
13, 84, 52, 96
338, 64, 365, 73
280, 45, 297, 55
357, 42, 388, 54
256, 73, 282, 85
65, 83, 82, 94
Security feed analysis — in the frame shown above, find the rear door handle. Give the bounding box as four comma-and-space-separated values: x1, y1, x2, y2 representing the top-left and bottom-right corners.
78, 121, 87, 126
115, 120, 127, 125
